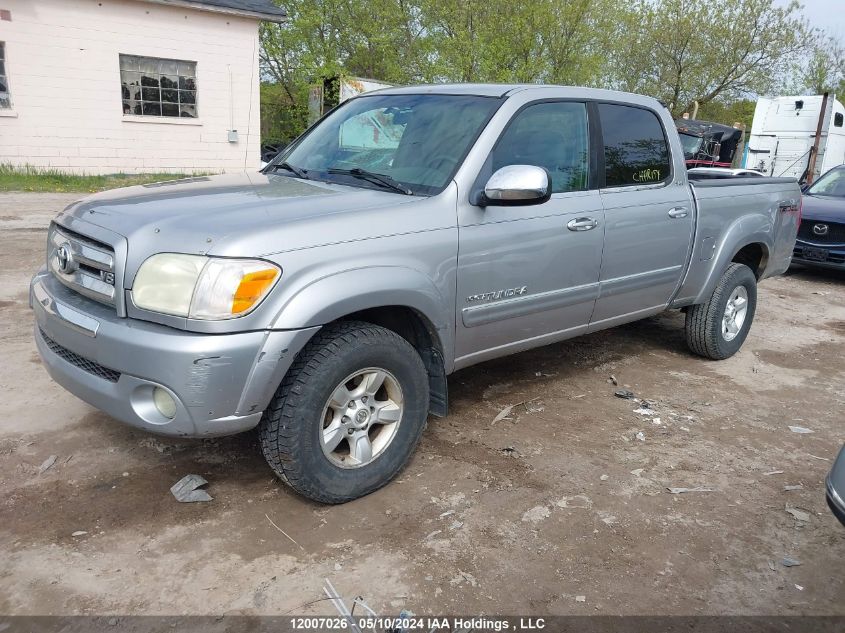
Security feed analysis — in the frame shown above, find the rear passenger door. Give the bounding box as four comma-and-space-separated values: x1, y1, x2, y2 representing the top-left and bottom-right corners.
589, 102, 694, 329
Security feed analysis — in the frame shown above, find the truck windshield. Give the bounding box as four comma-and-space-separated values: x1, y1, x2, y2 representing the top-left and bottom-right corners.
806, 166, 845, 197
266, 94, 502, 195
678, 132, 703, 158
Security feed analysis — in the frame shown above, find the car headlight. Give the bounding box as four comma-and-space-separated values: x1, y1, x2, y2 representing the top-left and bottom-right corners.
133, 254, 280, 320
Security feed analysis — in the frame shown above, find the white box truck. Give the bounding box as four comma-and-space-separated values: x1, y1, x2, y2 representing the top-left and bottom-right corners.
746, 94, 845, 182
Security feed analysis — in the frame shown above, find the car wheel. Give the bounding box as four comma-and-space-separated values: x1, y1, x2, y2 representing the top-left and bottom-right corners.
259, 320, 430, 504
685, 263, 757, 360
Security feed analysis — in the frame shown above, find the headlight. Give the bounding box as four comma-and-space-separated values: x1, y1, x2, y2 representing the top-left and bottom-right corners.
133, 254, 280, 320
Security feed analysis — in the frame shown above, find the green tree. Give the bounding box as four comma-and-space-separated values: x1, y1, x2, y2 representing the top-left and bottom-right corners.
609, 0, 811, 116
802, 33, 845, 96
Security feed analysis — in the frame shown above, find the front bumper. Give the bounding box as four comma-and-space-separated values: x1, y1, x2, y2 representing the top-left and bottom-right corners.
31, 269, 318, 437
792, 240, 845, 270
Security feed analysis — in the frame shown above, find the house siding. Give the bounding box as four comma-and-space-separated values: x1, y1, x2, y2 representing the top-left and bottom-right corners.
0, 0, 262, 174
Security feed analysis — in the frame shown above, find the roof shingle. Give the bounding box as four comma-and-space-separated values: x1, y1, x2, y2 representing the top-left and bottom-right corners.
146, 0, 286, 22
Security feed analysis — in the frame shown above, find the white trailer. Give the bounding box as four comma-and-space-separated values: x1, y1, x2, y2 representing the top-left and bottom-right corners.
745, 94, 845, 182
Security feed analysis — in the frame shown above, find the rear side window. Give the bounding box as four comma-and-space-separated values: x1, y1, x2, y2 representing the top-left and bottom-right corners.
598, 103, 670, 187
492, 101, 589, 193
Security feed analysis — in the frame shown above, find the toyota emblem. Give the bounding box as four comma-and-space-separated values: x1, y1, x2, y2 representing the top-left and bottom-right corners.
56, 243, 75, 274
812, 223, 829, 236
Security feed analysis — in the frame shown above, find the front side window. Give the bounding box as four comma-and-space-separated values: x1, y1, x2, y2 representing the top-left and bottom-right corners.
492, 101, 589, 193
598, 103, 671, 187
807, 166, 845, 197
276, 94, 502, 195
120, 54, 197, 118
0, 42, 10, 108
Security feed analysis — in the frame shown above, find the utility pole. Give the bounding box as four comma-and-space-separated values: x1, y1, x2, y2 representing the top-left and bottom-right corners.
806, 91, 829, 185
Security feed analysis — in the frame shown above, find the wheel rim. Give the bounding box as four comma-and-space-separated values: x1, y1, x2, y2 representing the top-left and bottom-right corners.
318, 368, 403, 469
721, 285, 749, 342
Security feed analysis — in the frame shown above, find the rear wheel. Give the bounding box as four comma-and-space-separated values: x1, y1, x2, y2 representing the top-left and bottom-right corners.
685, 263, 757, 360
259, 321, 429, 504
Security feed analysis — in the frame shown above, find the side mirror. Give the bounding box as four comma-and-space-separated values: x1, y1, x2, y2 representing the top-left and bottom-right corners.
478, 165, 551, 206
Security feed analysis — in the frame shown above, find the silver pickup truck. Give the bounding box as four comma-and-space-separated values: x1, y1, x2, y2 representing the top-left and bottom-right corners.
30, 84, 800, 503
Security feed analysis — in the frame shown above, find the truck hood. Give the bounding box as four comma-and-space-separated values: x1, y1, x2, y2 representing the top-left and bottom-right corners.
801, 194, 845, 223
58, 171, 420, 259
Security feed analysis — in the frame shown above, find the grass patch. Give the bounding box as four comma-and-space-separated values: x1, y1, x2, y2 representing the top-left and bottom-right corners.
0, 164, 210, 193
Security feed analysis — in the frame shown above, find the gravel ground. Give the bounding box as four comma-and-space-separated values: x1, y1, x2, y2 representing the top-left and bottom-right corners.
1, 192, 843, 616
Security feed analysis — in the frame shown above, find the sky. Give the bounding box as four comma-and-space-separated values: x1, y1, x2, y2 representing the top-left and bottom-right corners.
776, 0, 845, 44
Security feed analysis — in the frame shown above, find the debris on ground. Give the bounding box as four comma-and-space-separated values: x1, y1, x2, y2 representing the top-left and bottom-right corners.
630, 468, 644, 477
522, 505, 551, 524
808, 454, 830, 461
782, 557, 801, 567
667, 487, 714, 494
785, 505, 811, 522
764, 470, 785, 476
170, 474, 213, 503
609, 375, 618, 386
635, 432, 646, 442
615, 389, 634, 399
788, 425, 814, 434
783, 485, 804, 491
38, 455, 57, 474
575, 595, 586, 602
634, 406, 657, 416
492, 398, 542, 423
795, 584, 804, 591
71, 531, 87, 537
600, 474, 609, 481
265, 513, 306, 551
500, 445, 519, 456
491, 405, 515, 424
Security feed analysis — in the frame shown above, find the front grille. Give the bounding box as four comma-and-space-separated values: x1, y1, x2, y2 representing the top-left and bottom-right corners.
48, 225, 117, 307
797, 220, 845, 244
39, 328, 121, 383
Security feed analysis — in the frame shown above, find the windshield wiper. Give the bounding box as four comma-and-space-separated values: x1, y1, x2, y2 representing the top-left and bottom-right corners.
326, 167, 413, 195
267, 161, 309, 180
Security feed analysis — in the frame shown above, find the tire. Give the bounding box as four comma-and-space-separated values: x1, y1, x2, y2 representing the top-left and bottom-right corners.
685, 263, 757, 360
259, 320, 430, 504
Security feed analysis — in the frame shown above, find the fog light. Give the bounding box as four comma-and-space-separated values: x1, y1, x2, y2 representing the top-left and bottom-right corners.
153, 387, 177, 419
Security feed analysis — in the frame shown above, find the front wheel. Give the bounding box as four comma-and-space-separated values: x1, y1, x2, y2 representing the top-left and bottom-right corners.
685, 263, 758, 360
259, 321, 430, 504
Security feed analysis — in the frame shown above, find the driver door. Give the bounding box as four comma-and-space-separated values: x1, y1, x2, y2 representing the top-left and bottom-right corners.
454, 101, 605, 368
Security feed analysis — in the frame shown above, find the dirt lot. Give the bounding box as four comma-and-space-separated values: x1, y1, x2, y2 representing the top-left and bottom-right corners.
1, 192, 844, 617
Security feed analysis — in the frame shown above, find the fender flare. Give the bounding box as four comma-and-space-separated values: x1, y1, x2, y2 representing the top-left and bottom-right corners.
691, 215, 773, 305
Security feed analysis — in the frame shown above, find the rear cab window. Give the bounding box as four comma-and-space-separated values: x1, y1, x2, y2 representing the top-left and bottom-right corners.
597, 103, 671, 187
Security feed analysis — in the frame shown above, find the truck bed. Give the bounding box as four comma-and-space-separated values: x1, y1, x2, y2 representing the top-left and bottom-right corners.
671, 177, 802, 307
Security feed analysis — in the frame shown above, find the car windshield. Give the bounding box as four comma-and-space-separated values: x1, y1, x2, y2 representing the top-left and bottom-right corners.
266, 93, 502, 195
678, 132, 703, 158
807, 166, 845, 197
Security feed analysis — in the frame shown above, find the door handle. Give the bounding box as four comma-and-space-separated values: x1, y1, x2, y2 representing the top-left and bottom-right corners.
567, 217, 599, 231
668, 207, 688, 219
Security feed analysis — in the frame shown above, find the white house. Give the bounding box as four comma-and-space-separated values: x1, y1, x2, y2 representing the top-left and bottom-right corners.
0, 0, 285, 174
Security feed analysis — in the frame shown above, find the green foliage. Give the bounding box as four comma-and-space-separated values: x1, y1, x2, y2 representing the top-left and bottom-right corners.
258, 0, 829, 137
0, 164, 204, 193
801, 34, 845, 96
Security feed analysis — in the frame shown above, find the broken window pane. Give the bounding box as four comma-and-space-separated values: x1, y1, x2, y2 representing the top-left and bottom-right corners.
119, 53, 197, 118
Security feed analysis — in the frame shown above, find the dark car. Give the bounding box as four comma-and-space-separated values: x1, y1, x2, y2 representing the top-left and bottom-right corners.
827, 445, 845, 526
792, 164, 845, 270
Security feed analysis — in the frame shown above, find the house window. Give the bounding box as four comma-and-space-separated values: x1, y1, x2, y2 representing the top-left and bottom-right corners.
120, 54, 197, 118
0, 42, 10, 108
